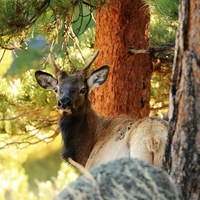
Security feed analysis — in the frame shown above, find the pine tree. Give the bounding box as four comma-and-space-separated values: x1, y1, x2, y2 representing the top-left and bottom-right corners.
92, 0, 152, 119
0, 0, 178, 147
144, 0, 178, 118
0, 0, 104, 148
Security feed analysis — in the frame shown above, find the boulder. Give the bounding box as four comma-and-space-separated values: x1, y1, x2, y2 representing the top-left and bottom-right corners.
55, 158, 181, 200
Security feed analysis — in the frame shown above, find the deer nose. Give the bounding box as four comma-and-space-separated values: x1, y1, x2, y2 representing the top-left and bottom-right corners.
58, 98, 72, 109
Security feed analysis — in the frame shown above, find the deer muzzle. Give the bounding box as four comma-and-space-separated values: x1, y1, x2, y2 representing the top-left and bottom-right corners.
57, 98, 73, 115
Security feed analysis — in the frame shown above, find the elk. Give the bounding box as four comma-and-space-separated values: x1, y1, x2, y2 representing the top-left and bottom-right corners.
35, 50, 168, 170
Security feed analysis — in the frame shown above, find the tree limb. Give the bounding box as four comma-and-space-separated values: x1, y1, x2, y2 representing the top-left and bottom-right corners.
129, 44, 175, 55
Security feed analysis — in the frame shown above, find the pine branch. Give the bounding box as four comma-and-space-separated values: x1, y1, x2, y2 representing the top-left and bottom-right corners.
150, 43, 175, 53
128, 48, 149, 54
129, 44, 174, 74
129, 44, 175, 55
0, 0, 104, 52
0, 128, 59, 149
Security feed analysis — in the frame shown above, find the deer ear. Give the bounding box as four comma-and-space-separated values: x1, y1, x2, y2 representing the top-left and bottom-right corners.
87, 65, 109, 91
35, 71, 58, 90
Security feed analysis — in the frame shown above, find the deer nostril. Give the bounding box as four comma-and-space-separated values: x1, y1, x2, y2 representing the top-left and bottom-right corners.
58, 100, 63, 108
58, 98, 72, 109
64, 99, 72, 108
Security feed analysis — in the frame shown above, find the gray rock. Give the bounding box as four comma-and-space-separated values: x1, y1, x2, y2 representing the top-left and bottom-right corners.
55, 158, 181, 200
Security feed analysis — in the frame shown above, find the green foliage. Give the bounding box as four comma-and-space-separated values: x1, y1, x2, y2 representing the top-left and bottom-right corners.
23, 151, 62, 192
0, 146, 79, 200
0, 27, 95, 149
143, 0, 178, 116
144, 0, 178, 45
36, 162, 79, 199
0, 69, 57, 147
150, 73, 171, 118
0, 0, 105, 51
6, 37, 46, 76
0, 50, 13, 75
150, 16, 177, 46
146, 0, 178, 20
0, 149, 34, 200
0, 0, 49, 49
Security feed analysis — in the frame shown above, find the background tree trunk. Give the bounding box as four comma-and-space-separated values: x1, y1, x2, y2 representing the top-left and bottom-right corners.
164, 1, 200, 199
92, 0, 151, 119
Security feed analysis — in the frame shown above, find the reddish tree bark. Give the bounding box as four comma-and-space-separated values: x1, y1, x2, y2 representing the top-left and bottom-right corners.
164, 1, 200, 199
92, 0, 151, 119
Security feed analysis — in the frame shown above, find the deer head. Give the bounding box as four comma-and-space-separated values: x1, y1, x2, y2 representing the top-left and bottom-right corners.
35, 50, 109, 116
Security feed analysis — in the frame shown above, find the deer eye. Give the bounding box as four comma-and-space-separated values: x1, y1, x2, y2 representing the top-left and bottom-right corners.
80, 87, 86, 94
53, 87, 58, 93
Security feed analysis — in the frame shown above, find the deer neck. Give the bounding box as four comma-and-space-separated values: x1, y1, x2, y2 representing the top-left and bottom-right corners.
59, 104, 105, 166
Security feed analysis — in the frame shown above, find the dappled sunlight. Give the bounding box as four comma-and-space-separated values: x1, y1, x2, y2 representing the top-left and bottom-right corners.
0, 137, 79, 199
8, 79, 20, 96
0, 50, 13, 76
33, 162, 79, 199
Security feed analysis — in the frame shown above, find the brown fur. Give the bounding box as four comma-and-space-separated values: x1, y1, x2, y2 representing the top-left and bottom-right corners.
85, 116, 168, 169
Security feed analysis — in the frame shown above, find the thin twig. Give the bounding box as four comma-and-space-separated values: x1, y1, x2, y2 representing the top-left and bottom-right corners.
0, 49, 6, 63
68, 26, 86, 63
0, 127, 59, 149
0, 112, 30, 121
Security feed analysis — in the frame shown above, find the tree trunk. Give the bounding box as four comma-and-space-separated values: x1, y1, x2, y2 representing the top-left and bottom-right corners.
164, 1, 200, 199
92, 0, 151, 119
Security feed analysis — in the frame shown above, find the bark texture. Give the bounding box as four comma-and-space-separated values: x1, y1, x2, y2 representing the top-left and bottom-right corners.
92, 0, 151, 118
164, 1, 200, 199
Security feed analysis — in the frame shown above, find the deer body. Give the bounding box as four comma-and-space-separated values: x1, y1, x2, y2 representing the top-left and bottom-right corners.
86, 116, 168, 169
35, 50, 168, 170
